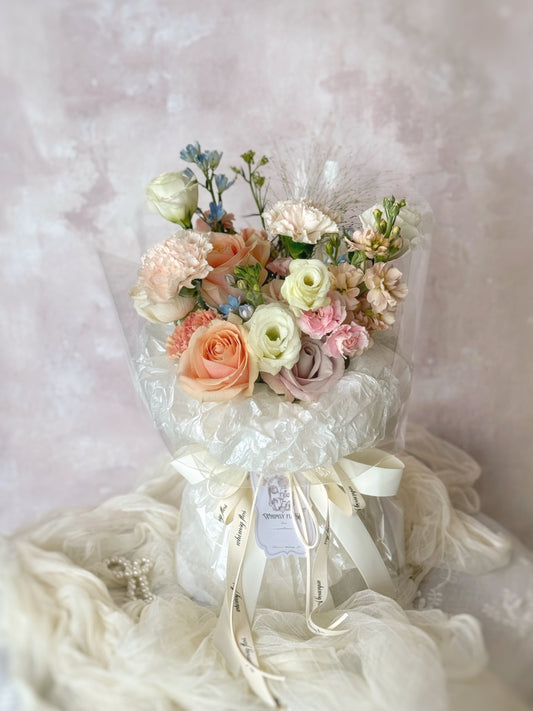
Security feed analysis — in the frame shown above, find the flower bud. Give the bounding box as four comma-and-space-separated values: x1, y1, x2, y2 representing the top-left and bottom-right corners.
146, 171, 198, 227
239, 303, 255, 320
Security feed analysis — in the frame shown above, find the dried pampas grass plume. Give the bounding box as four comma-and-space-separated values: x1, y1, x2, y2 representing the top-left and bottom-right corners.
266, 139, 394, 231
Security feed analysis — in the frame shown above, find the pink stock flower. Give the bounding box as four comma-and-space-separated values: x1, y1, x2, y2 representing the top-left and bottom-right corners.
323, 322, 370, 359
297, 292, 346, 338
136, 231, 213, 303
261, 336, 345, 403
328, 262, 364, 311
352, 297, 396, 331
346, 228, 390, 259
364, 263, 408, 314
166, 309, 217, 360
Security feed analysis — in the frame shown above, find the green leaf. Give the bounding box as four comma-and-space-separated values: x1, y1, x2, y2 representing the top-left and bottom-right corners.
280, 235, 314, 259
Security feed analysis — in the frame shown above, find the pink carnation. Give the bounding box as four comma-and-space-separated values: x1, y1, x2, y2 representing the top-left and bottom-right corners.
323, 322, 370, 359
297, 292, 346, 338
166, 309, 217, 359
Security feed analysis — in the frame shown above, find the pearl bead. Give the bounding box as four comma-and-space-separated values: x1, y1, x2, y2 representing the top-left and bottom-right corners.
105, 555, 154, 603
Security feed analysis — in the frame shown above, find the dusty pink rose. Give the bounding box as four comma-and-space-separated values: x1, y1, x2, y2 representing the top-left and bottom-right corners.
178, 319, 259, 402
323, 322, 370, 359
137, 231, 213, 303
267, 257, 292, 277
261, 336, 345, 402
297, 292, 346, 338
328, 262, 364, 311
166, 309, 217, 359
364, 263, 408, 313
201, 228, 271, 307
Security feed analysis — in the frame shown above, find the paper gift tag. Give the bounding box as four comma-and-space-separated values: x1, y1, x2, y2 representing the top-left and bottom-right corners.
250, 472, 312, 558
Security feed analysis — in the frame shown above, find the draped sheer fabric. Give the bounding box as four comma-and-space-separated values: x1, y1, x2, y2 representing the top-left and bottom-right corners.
2, 426, 529, 711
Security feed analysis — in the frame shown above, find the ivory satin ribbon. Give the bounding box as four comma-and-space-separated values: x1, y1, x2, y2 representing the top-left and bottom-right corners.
171, 447, 404, 708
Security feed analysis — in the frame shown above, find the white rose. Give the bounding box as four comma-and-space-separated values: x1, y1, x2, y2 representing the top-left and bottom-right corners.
130, 284, 195, 323
146, 171, 198, 227
246, 303, 301, 375
280, 259, 331, 316
360, 204, 421, 242
264, 199, 338, 244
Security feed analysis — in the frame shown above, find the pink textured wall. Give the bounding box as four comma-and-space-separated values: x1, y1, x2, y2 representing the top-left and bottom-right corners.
1, 0, 532, 544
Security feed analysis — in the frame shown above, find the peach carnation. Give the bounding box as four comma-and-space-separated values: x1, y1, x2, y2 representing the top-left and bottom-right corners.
166, 309, 217, 360
178, 319, 258, 402
137, 231, 213, 303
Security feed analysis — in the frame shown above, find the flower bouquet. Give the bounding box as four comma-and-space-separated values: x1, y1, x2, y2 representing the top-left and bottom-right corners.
128, 142, 430, 705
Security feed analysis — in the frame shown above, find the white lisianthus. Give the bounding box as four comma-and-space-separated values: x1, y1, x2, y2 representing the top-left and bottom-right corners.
146, 171, 198, 226
129, 284, 195, 323
281, 259, 332, 316
359, 204, 421, 242
246, 303, 301, 375
264, 199, 338, 244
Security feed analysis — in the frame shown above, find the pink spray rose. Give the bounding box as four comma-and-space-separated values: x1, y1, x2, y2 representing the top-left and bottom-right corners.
297, 292, 347, 339
261, 336, 345, 402
178, 319, 259, 402
323, 322, 370, 359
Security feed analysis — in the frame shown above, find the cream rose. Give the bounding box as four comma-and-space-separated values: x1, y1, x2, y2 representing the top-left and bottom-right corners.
245, 303, 301, 375
146, 171, 198, 227
281, 259, 332, 316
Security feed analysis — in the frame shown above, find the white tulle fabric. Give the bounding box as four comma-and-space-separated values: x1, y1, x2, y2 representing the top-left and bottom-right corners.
0, 426, 525, 711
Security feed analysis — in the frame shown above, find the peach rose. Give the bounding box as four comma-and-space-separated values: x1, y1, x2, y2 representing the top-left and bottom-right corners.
178, 319, 259, 402
201, 228, 271, 307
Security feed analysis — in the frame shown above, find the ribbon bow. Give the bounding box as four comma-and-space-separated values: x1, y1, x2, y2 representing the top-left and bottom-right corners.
172, 447, 404, 707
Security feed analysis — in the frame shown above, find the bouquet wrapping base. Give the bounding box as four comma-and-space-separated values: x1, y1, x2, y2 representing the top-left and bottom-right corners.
1, 426, 526, 711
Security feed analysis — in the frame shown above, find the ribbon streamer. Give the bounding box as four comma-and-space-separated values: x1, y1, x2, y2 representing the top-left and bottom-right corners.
171, 445, 404, 705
